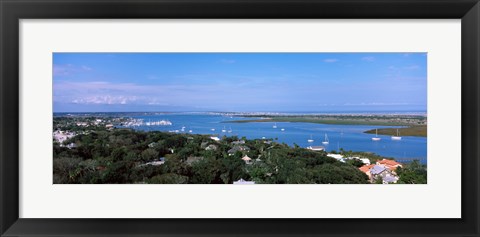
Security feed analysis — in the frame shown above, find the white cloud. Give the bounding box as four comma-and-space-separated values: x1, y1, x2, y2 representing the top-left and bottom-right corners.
220, 59, 236, 64
81, 65, 92, 71
323, 59, 338, 63
72, 95, 138, 105
403, 65, 420, 70
53, 64, 93, 76
361, 56, 375, 62
54, 77, 303, 108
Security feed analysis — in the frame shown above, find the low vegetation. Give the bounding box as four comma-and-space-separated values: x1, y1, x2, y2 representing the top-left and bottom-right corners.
364, 125, 427, 137
53, 119, 369, 184
53, 116, 427, 184
226, 114, 427, 126
395, 160, 428, 184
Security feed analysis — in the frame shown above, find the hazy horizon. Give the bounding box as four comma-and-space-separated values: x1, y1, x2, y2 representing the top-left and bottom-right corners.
53, 110, 428, 115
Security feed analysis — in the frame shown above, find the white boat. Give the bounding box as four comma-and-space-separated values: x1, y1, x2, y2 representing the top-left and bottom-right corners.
211, 128, 215, 131
281, 128, 285, 131
391, 129, 402, 140
322, 134, 329, 145
228, 127, 232, 133
307, 135, 314, 143
372, 129, 381, 141
273, 123, 277, 129
210, 136, 220, 141
221, 126, 227, 133
306, 146, 325, 151
188, 130, 193, 133
146, 120, 172, 126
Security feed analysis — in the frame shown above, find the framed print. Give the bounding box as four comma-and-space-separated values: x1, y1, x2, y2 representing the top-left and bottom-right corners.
1, 0, 479, 236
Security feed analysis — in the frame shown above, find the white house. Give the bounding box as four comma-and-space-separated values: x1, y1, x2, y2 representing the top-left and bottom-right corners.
327, 153, 347, 163
233, 178, 255, 184
307, 146, 325, 151
210, 136, 220, 142
241, 155, 252, 164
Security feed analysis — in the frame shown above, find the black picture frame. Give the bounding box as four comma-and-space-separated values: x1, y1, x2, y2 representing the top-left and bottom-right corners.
1, 0, 479, 236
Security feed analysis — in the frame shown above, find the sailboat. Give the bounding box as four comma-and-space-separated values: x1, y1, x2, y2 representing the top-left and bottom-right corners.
307, 135, 314, 143
273, 123, 277, 129
228, 127, 232, 133
211, 128, 215, 132
322, 133, 329, 145
281, 128, 285, 131
372, 129, 381, 141
221, 126, 227, 133
391, 129, 402, 140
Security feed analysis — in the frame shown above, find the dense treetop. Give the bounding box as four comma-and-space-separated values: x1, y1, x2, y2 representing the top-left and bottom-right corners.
53, 117, 426, 184
53, 118, 370, 184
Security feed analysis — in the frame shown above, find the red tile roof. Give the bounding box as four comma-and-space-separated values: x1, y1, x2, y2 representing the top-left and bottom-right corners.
359, 164, 375, 173
378, 159, 401, 166
377, 159, 402, 170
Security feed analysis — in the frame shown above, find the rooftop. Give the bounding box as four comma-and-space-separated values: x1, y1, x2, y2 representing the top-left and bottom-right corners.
370, 165, 387, 175
327, 154, 344, 159
233, 178, 255, 185
377, 159, 402, 167
359, 164, 375, 173
383, 175, 398, 183
307, 146, 325, 151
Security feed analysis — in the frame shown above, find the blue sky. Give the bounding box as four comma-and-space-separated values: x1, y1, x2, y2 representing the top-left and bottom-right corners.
53, 53, 427, 112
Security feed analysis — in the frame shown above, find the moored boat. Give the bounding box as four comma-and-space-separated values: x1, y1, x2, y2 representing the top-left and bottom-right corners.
372, 129, 381, 141
391, 129, 402, 140
322, 133, 329, 145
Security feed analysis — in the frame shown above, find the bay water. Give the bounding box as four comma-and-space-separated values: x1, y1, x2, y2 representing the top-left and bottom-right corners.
127, 113, 427, 164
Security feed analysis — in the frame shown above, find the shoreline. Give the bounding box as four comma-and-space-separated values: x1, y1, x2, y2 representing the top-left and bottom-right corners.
224, 114, 427, 126
223, 115, 428, 137
364, 125, 427, 137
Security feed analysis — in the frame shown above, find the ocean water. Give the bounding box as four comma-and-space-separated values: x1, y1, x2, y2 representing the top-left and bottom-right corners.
125, 113, 427, 164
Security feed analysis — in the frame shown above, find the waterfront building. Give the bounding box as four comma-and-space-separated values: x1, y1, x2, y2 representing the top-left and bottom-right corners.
359, 164, 376, 180
366, 165, 399, 184
210, 136, 220, 141
359, 158, 371, 165
382, 175, 399, 184
307, 146, 325, 151
327, 153, 345, 162
376, 159, 403, 171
